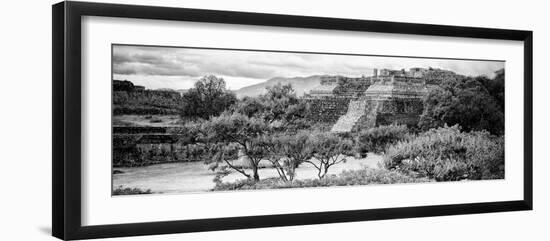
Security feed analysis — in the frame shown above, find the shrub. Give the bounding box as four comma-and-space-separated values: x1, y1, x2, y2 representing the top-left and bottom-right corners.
305, 131, 354, 179
384, 125, 504, 181
266, 131, 314, 182
355, 125, 410, 156
212, 167, 429, 191
112, 186, 152, 195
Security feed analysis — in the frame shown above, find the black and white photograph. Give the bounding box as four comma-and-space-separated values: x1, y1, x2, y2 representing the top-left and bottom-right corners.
1, 0, 544, 240
111, 45, 506, 195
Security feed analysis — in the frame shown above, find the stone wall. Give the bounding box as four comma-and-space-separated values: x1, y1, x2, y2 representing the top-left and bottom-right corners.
346, 98, 424, 132
304, 97, 355, 124
325, 79, 429, 132
112, 126, 194, 167
375, 98, 424, 116
374, 98, 424, 127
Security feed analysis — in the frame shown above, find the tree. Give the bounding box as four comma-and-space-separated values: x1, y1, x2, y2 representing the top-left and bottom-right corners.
199, 112, 271, 181
232, 83, 311, 131
476, 69, 505, 112
181, 75, 237, 120
419, 76, 504, 136
305, 132, 354, 179
231, 96, 267, 119
266, 131, 315, 182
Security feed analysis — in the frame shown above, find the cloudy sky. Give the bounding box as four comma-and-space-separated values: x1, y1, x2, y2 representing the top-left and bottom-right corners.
113, 45, 505, 90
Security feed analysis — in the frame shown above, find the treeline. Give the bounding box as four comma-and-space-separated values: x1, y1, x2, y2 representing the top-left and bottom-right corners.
420, 69, 505, 135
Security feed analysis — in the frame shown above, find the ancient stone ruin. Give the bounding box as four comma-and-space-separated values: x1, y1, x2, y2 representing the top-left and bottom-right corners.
305, 67, 450, 133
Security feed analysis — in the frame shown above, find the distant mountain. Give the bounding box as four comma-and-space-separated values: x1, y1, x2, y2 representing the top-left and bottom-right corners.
233, 75, 328, 98
154, 88, 177, 92
176, 89, 189, 96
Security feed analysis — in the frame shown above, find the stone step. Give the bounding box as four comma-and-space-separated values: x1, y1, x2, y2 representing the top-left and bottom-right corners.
331, 100, 367, 133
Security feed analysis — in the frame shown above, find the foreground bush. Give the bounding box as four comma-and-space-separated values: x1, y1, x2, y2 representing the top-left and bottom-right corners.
212, 167, 429, 191
384, 125, 504, 181
112, 186, 152, 195
355, 125, 410, 155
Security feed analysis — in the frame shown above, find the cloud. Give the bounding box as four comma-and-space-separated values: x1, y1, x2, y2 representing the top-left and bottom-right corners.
112, 45, 504, 90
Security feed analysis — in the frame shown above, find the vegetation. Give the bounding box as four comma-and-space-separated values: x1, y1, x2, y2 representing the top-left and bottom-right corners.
191, 83, 316, 182
113, 76, 236, 118
355, 125, 410, 155
180, 75, 237, 120
232, 83, 311, 131
197, 121, 353, 182
476, 69, 505, 112
422, 68, 462, 85
112, 186, 152, 195
419, 74, 504, 135
212, 167, 430, 191
113, 70, 506, 192
384, 125, 504, 181
113, 90, 184, 115
266, 131, 314, 182
199, 112, 271, 181
305, 131, 354, 179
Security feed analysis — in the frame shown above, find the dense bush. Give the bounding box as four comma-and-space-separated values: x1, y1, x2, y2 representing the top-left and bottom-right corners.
112, 186, 152, 195
476, 70, 505, 112
212, 167, 429, 191
419, 75, 504, 135
384, 125, 504, 181
232, 83, 311, 131
355, 125, 410, 155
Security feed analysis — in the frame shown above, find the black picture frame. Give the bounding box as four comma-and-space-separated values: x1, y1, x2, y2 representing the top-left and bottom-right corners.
52, 1, 533, 240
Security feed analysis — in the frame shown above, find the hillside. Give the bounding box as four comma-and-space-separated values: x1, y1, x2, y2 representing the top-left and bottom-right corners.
233, 75, 327, 98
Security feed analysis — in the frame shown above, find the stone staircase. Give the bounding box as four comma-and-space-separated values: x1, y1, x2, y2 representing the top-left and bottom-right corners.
351, 101, 379, 132
331, 100, 367, 133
